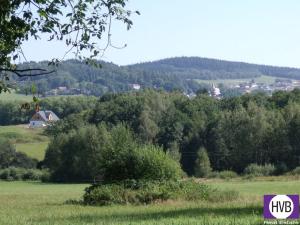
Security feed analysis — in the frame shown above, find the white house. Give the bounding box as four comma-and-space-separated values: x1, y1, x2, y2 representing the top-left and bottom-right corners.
29, 110, 59, 128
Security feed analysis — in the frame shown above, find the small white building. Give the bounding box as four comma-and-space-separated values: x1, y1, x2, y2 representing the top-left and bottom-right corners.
211, 84, 221, 99
29, 110, 59, 128
130, 84, 141, 90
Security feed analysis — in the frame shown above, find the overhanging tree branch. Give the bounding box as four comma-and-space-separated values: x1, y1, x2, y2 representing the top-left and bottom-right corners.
0, 0, 138, 91
0, 68, 56, 77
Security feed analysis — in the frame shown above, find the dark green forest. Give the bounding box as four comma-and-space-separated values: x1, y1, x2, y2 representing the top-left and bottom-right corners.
40, 89, 300, 181
13, 57, 300, 96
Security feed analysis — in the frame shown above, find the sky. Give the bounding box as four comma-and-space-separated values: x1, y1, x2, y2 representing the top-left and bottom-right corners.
22, 0, 300, 67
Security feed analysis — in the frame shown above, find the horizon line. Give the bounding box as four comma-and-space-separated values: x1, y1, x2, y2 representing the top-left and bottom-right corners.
17, 56, 300, 70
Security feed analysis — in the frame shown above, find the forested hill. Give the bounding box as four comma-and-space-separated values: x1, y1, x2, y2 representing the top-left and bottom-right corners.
129, 57, 300, 80
15, 57, 300, 96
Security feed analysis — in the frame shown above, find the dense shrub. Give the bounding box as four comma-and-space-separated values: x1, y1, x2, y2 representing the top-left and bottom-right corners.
22, 169, 50, 181
0, 139, 15, 168
83, 179, 236, 206
0, 139, 37, 169
219, 171, 238, 179
0, 167, 24, 180
44, 125, 104, 182
244, 164, 276, 176
0, 167, 49, 181
0, 101, 34, 125
84, 184, 126, 205
44, 124, 182, 182
290, 167, 300, 175
11, 152, 38, 169
101, 144, 182, 182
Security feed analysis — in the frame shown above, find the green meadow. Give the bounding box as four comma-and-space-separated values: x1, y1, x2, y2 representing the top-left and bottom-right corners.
0, 91, 33, 102
196, 75, 283, 86
0, 125, 49, 160
15, 142, 49, 160
0, 179, 299, 225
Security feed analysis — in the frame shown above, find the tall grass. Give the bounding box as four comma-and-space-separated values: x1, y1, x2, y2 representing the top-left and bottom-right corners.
1, 180, 300, 225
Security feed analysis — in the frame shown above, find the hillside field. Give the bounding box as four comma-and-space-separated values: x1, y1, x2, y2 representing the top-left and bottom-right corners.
196, 75, 281, 86
0, 125, 49, 160
0, 179, 299, 225
0, 92, 33, 102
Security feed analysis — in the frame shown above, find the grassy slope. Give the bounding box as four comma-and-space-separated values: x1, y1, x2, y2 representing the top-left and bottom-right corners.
196, 75, 283, 86
0, 125, 49, 160
1, 179, 300, 225
15, 142, 49, 161
0, 92, 33, 102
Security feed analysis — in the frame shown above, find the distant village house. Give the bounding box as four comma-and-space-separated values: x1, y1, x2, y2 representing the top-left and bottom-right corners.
130, 84, 141, 90
29, 111, 59, 128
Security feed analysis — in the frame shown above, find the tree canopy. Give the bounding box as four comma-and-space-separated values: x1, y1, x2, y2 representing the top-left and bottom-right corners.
37, 89, 300, 178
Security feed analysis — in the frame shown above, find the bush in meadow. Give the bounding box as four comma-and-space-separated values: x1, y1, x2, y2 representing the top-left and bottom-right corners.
244, 163, 276, 176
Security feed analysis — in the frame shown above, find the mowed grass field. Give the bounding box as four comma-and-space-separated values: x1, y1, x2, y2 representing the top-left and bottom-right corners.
0, 125, 49, 160
1, 179, 300, 225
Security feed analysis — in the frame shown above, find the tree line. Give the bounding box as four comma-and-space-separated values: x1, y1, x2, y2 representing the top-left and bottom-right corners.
15, 60, 203, 96
13, 57, 300, 97
43, 89, 300, 181
0, 96, 97, 125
